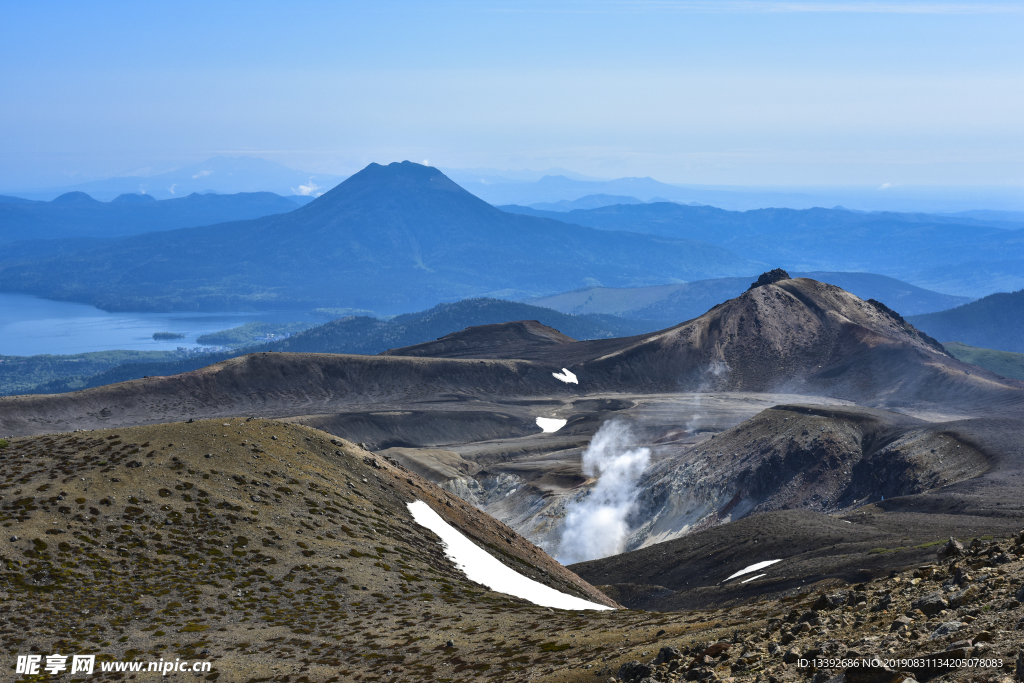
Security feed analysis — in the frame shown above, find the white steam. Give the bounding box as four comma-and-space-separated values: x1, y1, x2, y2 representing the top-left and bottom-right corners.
556, 421, 650, 564
684, 360, 729, 434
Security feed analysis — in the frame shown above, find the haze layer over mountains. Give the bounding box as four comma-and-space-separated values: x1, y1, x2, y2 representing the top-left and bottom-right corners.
504, 202, 1024, 298
0, 162, 756, 313
2, 161, 1022, 320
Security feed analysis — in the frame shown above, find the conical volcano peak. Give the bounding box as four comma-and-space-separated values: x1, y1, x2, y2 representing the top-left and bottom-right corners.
361, 160, 447, 180
303, 160, 479, 213
344, 160, 461, 192
748, 268, 791, 290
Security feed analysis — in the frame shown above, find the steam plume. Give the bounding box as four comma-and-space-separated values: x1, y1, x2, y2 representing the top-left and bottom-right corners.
556, 420, 650, 564
684, 360, 729, 434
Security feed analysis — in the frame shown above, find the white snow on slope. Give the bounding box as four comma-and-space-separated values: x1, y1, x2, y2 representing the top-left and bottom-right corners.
536, 417, 568, 433
407, 501, 612, 611
552, 368, 578, 384
740, 573, 766, 584
725, 559, 782, 581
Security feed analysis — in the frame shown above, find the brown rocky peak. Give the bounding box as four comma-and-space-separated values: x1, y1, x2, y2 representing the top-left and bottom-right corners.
748, 268, 792, 290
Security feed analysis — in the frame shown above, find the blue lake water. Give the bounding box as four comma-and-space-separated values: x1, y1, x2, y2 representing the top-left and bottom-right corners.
0, 293, 313, 356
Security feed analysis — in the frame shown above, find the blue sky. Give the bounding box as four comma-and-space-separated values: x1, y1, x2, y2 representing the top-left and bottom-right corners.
2, 1, 1023, 189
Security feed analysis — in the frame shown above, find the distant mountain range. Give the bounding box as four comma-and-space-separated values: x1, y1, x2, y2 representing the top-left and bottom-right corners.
0, 190, 305, 242
945, 209, 1024, 226
529, 194, 651, 212
4, 156, 346, 201
909, 289, 1024, 353
502, 202, 1024, 298
450, 168, 1024, 213
12, 157, 1024, 213
0, 162, 759, 312
528, 271, 972, 320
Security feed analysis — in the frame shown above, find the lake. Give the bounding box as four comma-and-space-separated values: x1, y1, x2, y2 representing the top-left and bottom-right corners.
0, 292, 313, 356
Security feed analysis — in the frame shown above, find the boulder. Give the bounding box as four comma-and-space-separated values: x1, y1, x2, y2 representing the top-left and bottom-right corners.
948, 586, 979, 608
890, 616, 913, 633
618, 660, 653, 682
812, 592, 848, 610
845, 656, 900, 683
912, 592, 948, 617
700, 643, 731, 658
938, 537, 965, 559
929, 621, 963, 639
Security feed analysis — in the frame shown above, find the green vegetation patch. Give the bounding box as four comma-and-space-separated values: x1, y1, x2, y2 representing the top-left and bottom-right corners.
195, 321, 316, 347
942, 341, 1024, 381
311, 307, 379, 319
539, 642, 572, 652
0, 349, 189, 396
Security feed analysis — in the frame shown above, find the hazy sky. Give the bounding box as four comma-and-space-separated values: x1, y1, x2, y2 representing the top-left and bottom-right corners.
3, 1, 1023, 189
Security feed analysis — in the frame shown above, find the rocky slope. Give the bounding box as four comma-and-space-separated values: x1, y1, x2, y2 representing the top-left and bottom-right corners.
383, 275, 1024, 411
0, 352, 578, 437
626, 404, 994, 551
581, 535, 1024, 683
383, 319, 577, 359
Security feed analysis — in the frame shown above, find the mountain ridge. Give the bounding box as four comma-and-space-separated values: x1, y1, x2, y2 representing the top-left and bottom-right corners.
527, 271, 972, 320
501, 201, 1024, 297
909, 288, 1024, 353
0, 190, 303, 242
0, 162, 758, 313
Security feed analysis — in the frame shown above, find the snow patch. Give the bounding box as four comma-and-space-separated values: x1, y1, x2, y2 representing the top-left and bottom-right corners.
725, 559, 782, 581
552, 368, 578, 384
536, 417, 567, 433
740, 573, 767, 584
407, 501, 612, 611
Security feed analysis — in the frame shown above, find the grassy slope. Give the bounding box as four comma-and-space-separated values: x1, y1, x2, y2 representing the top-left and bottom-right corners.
943, 341, 1024, 381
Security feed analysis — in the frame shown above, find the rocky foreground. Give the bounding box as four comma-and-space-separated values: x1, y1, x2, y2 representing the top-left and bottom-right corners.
591, 536, 1024, 683
0, 420, 1021, 683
